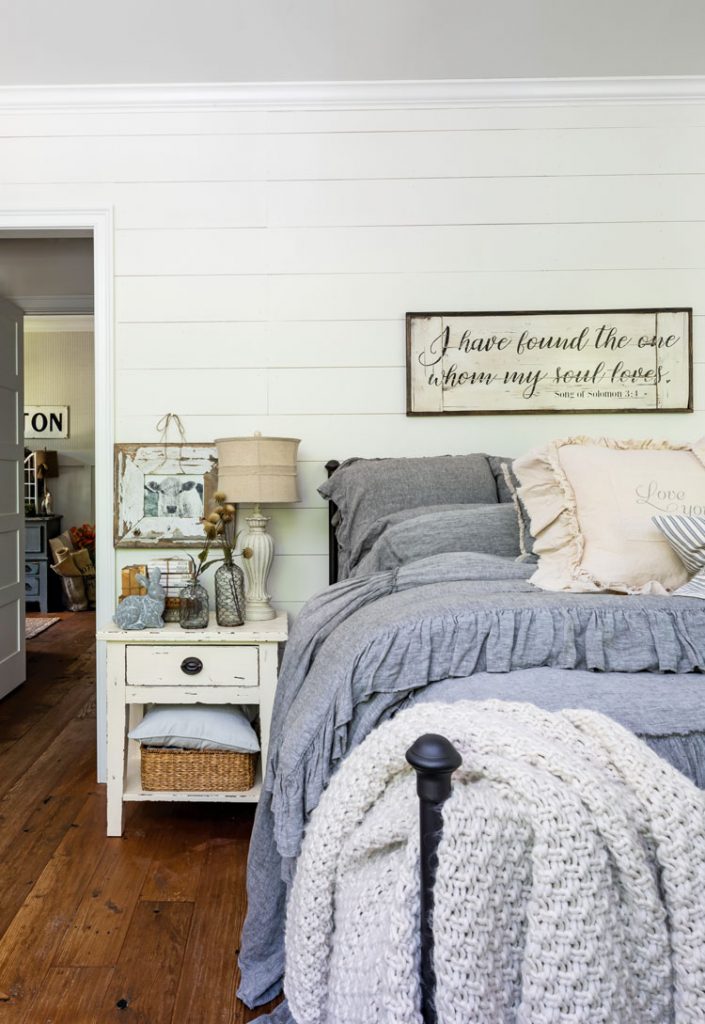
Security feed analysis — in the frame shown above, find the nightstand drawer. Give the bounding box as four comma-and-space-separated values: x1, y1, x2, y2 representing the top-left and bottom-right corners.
25, 560, 41, 577
25, 577, 40, 597
125, 644, 259, 687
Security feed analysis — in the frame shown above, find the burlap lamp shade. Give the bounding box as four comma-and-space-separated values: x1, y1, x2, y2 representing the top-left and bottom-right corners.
215, 434, 300, 504
215, 433, 300, 621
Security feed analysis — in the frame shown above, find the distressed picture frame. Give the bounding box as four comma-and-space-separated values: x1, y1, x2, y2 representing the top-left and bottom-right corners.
114, 443, 218, 548
406, 308, 693, 415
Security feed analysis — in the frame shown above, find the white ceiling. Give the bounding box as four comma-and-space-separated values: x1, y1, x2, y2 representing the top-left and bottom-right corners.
2, 0, 705, 85
0, 237, 94, 314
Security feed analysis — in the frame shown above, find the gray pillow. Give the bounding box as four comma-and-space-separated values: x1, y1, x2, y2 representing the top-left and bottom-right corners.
319, 454, 499, 578
352, 504, 521, 577
350, 502, 472, 573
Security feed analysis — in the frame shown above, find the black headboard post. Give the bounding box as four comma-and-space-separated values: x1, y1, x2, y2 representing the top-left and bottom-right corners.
325, 460, 340, 585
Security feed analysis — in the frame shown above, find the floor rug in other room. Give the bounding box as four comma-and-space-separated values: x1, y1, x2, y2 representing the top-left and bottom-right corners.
25, 617, 60, 640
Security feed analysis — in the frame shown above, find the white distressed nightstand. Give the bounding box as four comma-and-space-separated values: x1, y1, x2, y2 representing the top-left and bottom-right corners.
97, 612, 288, 836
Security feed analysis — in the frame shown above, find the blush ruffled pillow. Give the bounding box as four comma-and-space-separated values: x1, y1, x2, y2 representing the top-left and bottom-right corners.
514, 437, 705, 594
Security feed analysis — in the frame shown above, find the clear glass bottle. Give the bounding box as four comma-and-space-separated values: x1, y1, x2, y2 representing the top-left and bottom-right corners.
214, 559, 245, 627
179, 581, 209, 629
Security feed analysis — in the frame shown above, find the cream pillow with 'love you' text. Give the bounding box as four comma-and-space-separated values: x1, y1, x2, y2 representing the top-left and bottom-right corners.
514, 437, 705, 594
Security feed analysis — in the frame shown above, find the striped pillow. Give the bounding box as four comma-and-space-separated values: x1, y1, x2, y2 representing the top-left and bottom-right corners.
653, 515, 705, 598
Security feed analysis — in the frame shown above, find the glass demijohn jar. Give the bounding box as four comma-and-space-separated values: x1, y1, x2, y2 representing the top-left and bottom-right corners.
179, 581, 209, 629
214, 559, 245, 627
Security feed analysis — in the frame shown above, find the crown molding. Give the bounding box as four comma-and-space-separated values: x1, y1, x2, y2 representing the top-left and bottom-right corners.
25, 314, 94, 333
14, 295, 94, 315
0, 76, 704, 112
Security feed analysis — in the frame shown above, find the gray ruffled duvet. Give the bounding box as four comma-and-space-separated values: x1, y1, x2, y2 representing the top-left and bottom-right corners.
238, 551, 705, 1011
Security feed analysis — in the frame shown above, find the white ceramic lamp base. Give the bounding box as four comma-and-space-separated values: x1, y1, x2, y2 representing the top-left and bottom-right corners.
242, 507, 276, 621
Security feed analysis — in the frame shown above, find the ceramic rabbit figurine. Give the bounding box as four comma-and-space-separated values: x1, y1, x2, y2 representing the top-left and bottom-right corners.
114, 569, 166, 630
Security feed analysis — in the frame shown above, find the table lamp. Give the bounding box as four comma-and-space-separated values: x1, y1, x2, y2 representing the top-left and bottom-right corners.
215, 432, 300, 621
33, 449, 59, 513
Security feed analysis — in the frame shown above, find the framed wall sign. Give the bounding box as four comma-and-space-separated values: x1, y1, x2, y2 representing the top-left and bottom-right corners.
114, 443, 217, 548
406, 308, 692, 416
24, 405, 69, 438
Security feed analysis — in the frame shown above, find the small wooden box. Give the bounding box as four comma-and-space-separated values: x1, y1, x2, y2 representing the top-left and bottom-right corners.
120, 564, 147, 601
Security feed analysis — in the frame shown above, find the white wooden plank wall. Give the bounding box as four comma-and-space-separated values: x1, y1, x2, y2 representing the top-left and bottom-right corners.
3, 98, 705, 614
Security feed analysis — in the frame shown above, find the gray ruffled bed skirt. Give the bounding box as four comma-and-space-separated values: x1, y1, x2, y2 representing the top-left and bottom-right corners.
645, 731, 705, 788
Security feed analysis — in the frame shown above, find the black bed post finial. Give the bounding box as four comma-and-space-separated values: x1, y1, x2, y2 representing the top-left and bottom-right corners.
406, 734, 462, 1024
325, 460, 340, 585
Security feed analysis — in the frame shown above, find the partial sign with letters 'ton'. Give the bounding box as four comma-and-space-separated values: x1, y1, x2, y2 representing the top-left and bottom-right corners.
24, 406, 69, 439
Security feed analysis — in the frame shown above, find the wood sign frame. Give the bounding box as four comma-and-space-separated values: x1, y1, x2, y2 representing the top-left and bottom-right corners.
114, 442, 217, 548
406, 308, 693, 416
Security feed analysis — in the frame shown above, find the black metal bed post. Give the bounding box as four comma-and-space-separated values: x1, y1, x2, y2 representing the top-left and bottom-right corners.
406, 734, 462, 1024
325, 459, 340, 585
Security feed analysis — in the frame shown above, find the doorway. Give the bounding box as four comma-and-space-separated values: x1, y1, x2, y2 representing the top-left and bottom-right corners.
0, 212, 114, 782
24, 310, 96, 617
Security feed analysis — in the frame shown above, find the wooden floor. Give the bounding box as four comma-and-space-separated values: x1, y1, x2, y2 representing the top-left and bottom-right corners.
0, 613, 280, 1023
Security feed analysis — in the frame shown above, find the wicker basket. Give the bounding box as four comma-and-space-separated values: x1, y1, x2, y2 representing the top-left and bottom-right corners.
140, 746, 257, 792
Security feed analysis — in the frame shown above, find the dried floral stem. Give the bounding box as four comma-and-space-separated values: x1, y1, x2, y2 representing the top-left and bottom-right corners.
192, 491, 240, 581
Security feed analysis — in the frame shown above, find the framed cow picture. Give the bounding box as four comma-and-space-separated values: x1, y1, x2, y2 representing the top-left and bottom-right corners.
114, 443, 218, 548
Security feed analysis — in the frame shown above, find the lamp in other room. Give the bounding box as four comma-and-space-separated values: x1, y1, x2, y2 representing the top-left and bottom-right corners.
33, 449, 59, 480
215, 433, 300, 621
33, 450, 59, 514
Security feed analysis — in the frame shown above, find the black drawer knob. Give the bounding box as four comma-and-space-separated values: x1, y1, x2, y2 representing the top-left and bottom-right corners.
180, 656, 203, 676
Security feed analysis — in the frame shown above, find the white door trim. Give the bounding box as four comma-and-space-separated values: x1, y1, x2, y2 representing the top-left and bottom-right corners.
0, 208, 114, 782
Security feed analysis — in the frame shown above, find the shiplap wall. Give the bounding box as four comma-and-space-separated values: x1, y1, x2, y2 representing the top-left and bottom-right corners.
2, 95, 705, 615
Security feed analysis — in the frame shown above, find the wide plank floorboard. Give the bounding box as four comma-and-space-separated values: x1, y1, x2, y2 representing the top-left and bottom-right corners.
171, 834, 249, 1024
0, 756, 97, 937
0, 614, 282, 1023
20, 967, 115, 1024
139, 815, 215, 903
97, 901, 193, 1023
0, 790, 110, 1012
54, 815, 160, 969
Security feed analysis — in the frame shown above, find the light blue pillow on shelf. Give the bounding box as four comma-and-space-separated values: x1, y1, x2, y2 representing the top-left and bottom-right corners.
652, 514, 705, 598
128, 704, 260, 752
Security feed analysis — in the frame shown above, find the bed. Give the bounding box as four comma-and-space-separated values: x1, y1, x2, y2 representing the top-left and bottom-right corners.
237, 452, 705, 1018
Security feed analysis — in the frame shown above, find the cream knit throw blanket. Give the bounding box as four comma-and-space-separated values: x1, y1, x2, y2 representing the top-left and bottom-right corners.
284, 700, 705, 1024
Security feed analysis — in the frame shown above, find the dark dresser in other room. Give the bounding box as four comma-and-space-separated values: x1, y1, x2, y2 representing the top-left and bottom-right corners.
25, 515, 63, 613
